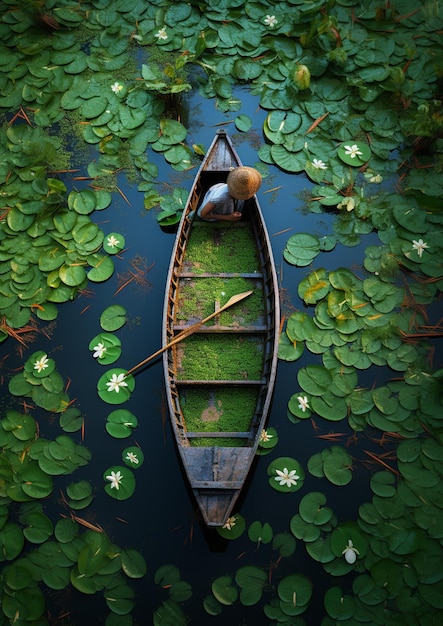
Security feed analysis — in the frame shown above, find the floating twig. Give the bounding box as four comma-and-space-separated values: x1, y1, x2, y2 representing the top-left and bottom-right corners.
363, 450, 400, 476
305, 112, 329, 134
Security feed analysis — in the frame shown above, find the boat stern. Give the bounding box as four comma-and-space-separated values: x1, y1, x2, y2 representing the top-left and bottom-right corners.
180, 446, 254, 527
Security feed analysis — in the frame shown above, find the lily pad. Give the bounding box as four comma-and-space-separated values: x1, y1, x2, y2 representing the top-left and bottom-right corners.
299, 492, 333, 526
332, 523, 367, 561
68, 189, 97, 215
277, 573, 312, 615
325, 586, 356, 620
87, 254, 115, 282
288, 393, 312, 420
267, 457, 305, 493
24, 351, 55, 379
105, 408, 138, 438
235, 565, 267, 606
66, 480, 94, 510
121, 549, 147, 579
278, 331, 304, 362
216, 513, 246, 539
212, 575, 238, 605
98, 369, 135, 405
89, 332, 122, 365
257, 427, 278, 453
122, 446, 144, 469
103, 232, 125, 254
248, 521, 273, 545
235, 114, 252, 132
321, 446, 353, 486
21, 510, 53, 544
59, 407, 83, 433
103, 466, 136, 500
100, 305, 127, 331
284, 233, 321, 267
337, 141, 371, 166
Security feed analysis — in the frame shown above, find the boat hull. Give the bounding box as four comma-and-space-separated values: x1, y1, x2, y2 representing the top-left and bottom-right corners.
162, 130, 279, 527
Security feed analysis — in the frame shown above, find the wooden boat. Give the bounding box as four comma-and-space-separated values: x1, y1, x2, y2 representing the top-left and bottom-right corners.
162, 130, 280, 527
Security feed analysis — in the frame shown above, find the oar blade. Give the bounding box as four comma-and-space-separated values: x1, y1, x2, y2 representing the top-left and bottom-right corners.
220, 290, 253, 311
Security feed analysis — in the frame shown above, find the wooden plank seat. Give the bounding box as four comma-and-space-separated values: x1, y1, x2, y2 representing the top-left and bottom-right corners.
190, 480, 245, 489
176, 379, 265, 386
186, 431, 252, 438
173, 324, 267, 333
176, 271, 263, 279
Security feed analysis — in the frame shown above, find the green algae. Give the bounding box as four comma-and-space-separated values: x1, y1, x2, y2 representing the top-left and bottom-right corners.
181, 387, 257, 446
177, 335, 263, 381
185, 223, 259, 274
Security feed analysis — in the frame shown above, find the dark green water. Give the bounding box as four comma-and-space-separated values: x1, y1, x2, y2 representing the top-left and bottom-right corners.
0, 85, 416, 624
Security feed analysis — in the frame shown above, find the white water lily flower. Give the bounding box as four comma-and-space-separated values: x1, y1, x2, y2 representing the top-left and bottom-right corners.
342, 539, 360, 564
344, 144, 363, 159
34, 354, 49, 373
312, 158, 327, 170
260, 429, 273, 443
125, 451, 139, 465
106, 470, 123, 490
297, 396, 309, 412
107, 235, 120, 248
106, 372, 128, 393
264, 15, 278, 27
111, 82, 123, 93
412, 239, 429, 258
155, 27, 168, 40
93, 343, 106, 359
223, 516, 237, 531
275, 467, 300, 487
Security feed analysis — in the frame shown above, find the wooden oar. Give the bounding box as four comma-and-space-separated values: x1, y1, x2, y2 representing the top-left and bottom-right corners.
126, 290, 253, 376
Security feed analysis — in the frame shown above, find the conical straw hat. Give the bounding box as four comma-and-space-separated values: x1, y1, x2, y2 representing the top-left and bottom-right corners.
227, 166, 262, 200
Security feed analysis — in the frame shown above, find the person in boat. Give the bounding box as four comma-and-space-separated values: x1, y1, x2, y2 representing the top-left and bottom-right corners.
194, 166, 262, 222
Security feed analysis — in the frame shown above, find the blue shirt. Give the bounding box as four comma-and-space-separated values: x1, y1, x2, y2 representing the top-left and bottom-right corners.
197, 183, 235, 221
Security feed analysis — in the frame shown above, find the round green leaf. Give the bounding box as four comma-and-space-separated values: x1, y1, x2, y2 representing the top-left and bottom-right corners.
322, 446, 353, 486
89, 332, 122, 365
235, 114, 252, 132
0, 523, 25, 561
103, 466, 136, 500
21, 464, 54, 498
25, 351, 56, 379
267, 457, 305, 493
122, 446, 144, 468
100, 305, 127, 331
59, 263, 87, 287
105, 408, 138, 438
212, 575, 238, 605
87, 254, 115, 282
299, 492, 333, 526
324, 586, 356, 619
248, 521, 273, 545
278, 573, 312, 611
103, 232, 125, 254
22, 511, 53, 544
121, 548, 147, 578
297, 268, 330, 304
59, 407, 83, 433
337, 141, 371, 166
3, 561, 34, 590
68, 189, 97, 214
81, 96, 109, 119
284, 233, 321, 267
216, 513, 246, 539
